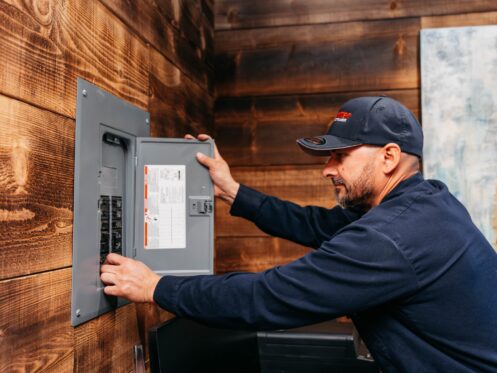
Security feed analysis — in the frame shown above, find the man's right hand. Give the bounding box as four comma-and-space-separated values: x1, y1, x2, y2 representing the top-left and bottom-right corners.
185, 134, 240, 206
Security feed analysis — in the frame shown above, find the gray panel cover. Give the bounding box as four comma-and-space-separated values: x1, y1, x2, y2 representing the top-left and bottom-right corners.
72, 78, 149, 326
135, 138, 214, 275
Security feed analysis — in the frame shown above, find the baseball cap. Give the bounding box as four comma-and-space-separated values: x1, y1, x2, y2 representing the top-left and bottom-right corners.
296, 96, 423, 158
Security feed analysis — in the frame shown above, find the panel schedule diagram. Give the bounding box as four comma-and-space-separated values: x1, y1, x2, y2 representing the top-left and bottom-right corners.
72, 79, 214, 326
144, 165, 186, 249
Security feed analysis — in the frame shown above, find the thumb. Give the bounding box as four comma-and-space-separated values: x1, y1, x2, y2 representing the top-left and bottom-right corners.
105, 253, 126, 265
196, 152, 215, 168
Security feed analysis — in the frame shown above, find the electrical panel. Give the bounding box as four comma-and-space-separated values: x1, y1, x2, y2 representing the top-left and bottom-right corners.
72, 79, 214, 326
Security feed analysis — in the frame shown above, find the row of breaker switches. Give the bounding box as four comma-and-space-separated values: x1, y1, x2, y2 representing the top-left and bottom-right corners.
99, 195, 123, 264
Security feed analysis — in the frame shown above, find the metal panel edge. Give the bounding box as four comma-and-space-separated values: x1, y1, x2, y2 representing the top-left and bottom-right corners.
71, 78, 150, 326
135, 138, 214, 277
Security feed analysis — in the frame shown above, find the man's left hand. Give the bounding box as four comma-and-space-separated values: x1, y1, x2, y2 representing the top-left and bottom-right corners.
100, 253, 161, 303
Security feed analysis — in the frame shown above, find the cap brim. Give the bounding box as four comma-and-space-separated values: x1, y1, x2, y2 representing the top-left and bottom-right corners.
296, 135, 363, 156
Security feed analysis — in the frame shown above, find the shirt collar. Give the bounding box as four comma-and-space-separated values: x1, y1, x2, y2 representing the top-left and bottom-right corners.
380, 172, 424, 204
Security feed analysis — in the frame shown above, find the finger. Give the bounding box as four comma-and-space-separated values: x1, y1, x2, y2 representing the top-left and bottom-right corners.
184, 134, 195, 140
196, 152, 215, 168
197, 134, 221, 159
105, 253, 126, 265
100, 264, 117, 274
103, 285, 120, 297
100, 272, 117, 285
197, 134, 212, 141
212, 141, 221, 159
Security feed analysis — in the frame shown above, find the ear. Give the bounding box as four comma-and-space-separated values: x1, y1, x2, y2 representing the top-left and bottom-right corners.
381, 143, 401, 174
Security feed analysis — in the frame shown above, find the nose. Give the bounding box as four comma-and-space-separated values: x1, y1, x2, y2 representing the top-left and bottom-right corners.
322, 156, 338, 178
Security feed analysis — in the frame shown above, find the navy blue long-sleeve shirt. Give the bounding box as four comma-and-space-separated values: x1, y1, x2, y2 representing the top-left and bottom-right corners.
154, 173, 497, 372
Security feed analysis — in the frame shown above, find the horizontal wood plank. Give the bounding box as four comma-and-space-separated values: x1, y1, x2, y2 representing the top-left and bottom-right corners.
0, 0, 149, 118
0, 94, 74, 280
43, 351, 74, 373
215, 0, 497, 30
421, 10, 497, 28
216, 236, 311, 273
134, 303, 175, 363
149, 48, 214, 137
215, 89, 419, 166
215, 18, 420, 97
74, 303, 173, 373
74, 303, 140, 373
0, 268, 73, 372
215, 165, 337, 237
100, 0, 214, 92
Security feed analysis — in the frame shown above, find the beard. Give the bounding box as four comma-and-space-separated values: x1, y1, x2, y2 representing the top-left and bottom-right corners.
332, 161, 375, 212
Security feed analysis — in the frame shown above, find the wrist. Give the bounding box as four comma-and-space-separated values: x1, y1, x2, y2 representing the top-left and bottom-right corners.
219, 182, 240, 206
148, 273, 161, 303
227, 182, 240, 200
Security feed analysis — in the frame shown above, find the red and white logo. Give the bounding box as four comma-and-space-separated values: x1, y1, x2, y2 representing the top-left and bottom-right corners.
334, 111, 352, 123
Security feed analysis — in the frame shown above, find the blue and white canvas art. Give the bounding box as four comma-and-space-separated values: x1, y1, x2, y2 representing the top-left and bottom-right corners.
421, 25, 497, 251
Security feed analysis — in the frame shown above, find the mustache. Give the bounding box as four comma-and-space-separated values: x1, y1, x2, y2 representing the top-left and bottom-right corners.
331, 177, 346, 187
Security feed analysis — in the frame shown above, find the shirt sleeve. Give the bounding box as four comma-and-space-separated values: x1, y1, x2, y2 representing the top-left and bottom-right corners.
153, 224, 420, 330
230, 184, 362, 248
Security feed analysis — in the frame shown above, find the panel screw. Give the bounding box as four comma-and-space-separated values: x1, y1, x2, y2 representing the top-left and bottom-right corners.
76, 309, 81, 317
82, 89, 87, 97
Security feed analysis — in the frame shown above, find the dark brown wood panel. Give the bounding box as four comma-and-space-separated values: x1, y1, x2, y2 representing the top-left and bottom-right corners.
421, 10, 497, 28
100, 0, 214, 91
215, 165, 337, 237
0, 95, 74, 280
215, 89, 419, 166
216, 236, 311, 274
215, 18, 420, 97
0, 0, 149, 118
215, 0, 497, 30
74, 304, 172, 373
0, 268, 74, 372
74, 304, 140, 373
149, 48, 214, 138
134, 303, 174, 364
43, 352, 74, 373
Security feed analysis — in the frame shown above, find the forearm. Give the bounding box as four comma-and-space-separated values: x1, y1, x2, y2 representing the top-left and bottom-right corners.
230, 184, 361, 248
153, 227, 417, 330
153, 270, 331, 330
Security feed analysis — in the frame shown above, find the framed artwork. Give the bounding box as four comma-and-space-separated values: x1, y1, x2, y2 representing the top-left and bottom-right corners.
421, 25, 497, 251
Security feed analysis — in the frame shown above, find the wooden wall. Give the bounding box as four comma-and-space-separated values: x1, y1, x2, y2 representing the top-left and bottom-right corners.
0, 0, 214, 371
213, 2, 497, 274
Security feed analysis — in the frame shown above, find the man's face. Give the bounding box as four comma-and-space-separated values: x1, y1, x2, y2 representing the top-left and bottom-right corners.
322, 145, 380, 211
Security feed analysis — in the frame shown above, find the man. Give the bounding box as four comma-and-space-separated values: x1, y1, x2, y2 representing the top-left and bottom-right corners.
101, 96, 497, 372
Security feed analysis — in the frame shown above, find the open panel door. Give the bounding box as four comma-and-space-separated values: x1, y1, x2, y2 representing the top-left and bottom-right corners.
134, 138, 214, 276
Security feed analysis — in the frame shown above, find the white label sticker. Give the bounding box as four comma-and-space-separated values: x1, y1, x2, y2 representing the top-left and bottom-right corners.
144, 165, 186, 249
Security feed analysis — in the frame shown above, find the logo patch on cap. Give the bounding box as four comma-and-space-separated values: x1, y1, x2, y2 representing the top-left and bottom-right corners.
304, 137, 326, 145
334, 111, 352, 123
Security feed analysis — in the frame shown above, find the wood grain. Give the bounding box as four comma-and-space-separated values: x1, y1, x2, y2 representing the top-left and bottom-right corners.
73, 303, 173, 373
215, 165, 337, 237
100, 0, 215, 92
215, 18, 420, 97
0, 268, 73, 372
0, 0, 213, 371
0, 0, 149, 118
215, 236, 311, 274
421, 10, 497, 28
134, 303, 175, 365
74, 303, 140, 373
149, 47, 214, 138
215, 0, 497, 30
215, 89, 419, 166
0, 94, 74, 280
